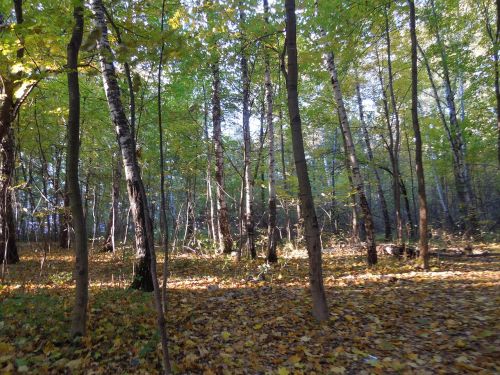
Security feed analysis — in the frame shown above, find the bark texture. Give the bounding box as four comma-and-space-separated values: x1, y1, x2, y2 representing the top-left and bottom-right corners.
326, 52, 377, 266
284, 0, 328, 321
67, 2, 88, 336
91, 0, 154, 291
0, 129, 18, 265
264, 0, 278, 263
408, 0, 429, 269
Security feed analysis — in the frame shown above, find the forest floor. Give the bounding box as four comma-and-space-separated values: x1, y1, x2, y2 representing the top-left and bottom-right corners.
0, 240, 499, 374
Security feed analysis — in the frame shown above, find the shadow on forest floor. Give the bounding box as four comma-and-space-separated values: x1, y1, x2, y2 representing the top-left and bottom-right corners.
0, 242, 499, 374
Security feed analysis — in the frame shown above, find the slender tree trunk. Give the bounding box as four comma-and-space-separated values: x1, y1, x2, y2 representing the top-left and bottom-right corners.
91, 0, 171, 371
330, 128, 339, 234
284, 0, 328, 321
409, 0, 429, 269
203, 85, 218, 245
91, 0, 154, 291
239, 4, 256, 259
59, 181, 71, 248
212, 62, 233, 253
356, 82, 391, 241
279, 107, 291, 242
384, 10, 404, 246
52, 150, 62, 241
67, 2, 88, 336
102, 156, 121, 251
429, 145, 454, 230
338, 120, 361, 244
400, 178, 415, 240
157, 0, 170, 316
496, 0, 500, 167
429, 0, 477, 237
264, 0, 278, 263
326, 53, 377, 265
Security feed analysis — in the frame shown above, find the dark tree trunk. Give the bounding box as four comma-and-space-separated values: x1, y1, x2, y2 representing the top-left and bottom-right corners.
284, 0, 328, 321
496, 0, 500, 167
0, 129, 18, 265
0, 0, 25, 265
264, 0, 278, 263
409, 0, 429, 269
67, 1, 88, 336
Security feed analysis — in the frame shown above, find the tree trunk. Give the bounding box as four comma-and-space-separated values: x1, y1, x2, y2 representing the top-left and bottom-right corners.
0, 129, 18, 265
91, 0, 171, 371
264, 0, 278, 263
157, 0, 170, 320
59, 182, 71, 249
429, 0, 477, 237
91, 0, 154, 291
330, 128, 339, 234
383, 10, 404, 246
356, 82, 391, 241
496, 0, 500, 167
102, 156, 121, 252
203, 85, 218, 245
0, 0, 23, 265
409, 0, 429, 269
284, 0, 328, 321
67, 2, 88, 337
326, 52, 377, 265
239, 4, 256, 259
212, 62, 233, 253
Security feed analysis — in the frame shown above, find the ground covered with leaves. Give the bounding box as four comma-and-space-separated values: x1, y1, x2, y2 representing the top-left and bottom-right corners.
0, 241, 499, 374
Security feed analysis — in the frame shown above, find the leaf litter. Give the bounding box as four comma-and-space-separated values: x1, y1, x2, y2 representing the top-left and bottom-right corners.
0, 242, 499, 374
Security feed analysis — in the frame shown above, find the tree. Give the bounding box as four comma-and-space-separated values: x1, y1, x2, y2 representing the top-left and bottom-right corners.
264, 0, 278, 263
408, 0, 429, 269
91, 0, 171, 371
322, 33, 377, 266
356, 81, 391, 241
284, 0, 329, 321
66, 0, 88, 337
383, 7, 405, 246
212, 61, 233, 254
239, 2, 256, 259
427, 0, 477, 237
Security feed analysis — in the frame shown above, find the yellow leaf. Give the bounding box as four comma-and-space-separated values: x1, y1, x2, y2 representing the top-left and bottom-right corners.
0, 342, 14, 354
65, 358, 82, 370
253, 323, 263, 330
330, 366, 346, 374
288, 354, 301, 364
277, 367, 289, 375
221, 331, 231, 341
